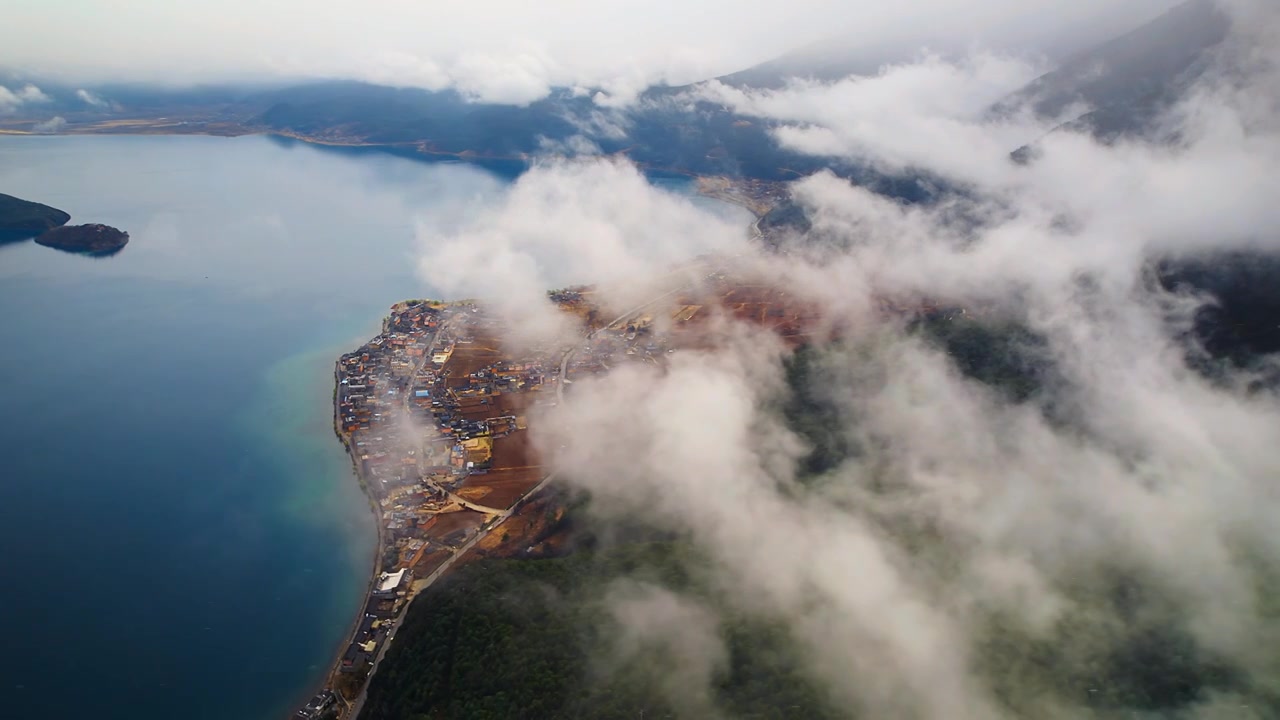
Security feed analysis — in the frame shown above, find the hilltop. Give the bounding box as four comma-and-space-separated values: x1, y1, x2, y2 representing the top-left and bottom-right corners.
994, 0, 1229, 139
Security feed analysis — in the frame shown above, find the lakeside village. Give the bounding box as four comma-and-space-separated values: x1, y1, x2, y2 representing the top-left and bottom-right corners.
295, 299, 549, 718
296, 289, 697, 719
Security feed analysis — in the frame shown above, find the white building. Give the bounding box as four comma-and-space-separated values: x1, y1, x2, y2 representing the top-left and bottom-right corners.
373, 568, 408, 596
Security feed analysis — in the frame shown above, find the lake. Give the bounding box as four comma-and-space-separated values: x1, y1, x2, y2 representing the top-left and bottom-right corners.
0, 134, 740, 719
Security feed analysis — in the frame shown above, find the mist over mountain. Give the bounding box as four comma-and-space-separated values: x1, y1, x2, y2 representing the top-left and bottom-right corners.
1, 1, 1211, 180
721, 0, 1181, 89
995, 0, 1231, 139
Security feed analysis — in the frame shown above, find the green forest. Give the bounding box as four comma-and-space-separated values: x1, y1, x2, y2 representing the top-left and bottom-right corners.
359, 540, 844, 720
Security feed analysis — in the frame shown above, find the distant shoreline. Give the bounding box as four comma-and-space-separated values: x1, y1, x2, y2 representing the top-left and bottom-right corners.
0, 123, 702, 179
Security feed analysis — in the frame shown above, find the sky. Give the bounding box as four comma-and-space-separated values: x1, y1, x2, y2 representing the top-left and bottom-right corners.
2, 0, 1177, 104
404, 0, 1280, 715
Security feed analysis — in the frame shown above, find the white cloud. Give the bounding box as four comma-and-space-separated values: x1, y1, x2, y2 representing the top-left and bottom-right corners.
31, 116, 66, 133
351, 51, 451, 91
75, 89, 110, 108
1, 0, 1180, 104
449, 51, 559, 106
0, 83, 50, 113
0, 87, 20, 114
415, 157, 751, 346
17, 84, 49, 103
700, 51, 1048, 180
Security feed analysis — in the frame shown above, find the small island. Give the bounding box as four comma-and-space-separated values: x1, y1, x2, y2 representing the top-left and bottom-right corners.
35, 223, 129, 255
0, 192, 71, 242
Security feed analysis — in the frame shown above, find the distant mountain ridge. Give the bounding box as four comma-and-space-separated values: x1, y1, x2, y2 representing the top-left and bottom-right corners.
2, 4, 1217, 183
236, 80, 853, 182
719, 1, 1183, 89
994, 0, 1230, 139
0, 2, 1236, 186
243, 4, 1220, 173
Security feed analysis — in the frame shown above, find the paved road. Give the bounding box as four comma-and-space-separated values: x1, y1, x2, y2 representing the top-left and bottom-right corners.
344, 466, 559, 718
443, 490, 505, 515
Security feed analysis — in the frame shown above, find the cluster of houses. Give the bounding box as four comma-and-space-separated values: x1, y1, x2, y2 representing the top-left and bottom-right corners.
418, 357, 547, 474
335, 302, 440, 437
316, 301, 562, 713
337, 569, 410, 675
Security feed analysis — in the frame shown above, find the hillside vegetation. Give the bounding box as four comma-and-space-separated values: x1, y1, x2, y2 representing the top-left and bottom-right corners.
359, 540, 841, 720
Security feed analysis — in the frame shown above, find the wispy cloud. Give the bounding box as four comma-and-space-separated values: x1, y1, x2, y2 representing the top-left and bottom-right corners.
31, 116, 66, 133
0, 83, 50, 114
75, 89, 111, 108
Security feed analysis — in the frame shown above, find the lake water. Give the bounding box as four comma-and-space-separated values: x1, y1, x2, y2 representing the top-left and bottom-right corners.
0, 134, 741, 720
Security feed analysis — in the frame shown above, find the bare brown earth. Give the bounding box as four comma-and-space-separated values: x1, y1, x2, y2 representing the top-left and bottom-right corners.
443, 337, 504, 389
662, 282, 826, 350
466, 494, 572, 561
454, 409, 544, 509
460, 467, 543, 510
419, 509, 487, 546
410, 547, 452, 577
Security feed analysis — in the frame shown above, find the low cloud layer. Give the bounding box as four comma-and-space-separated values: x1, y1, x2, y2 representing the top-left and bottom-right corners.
0, 83, 48, 114
700, 53, 1048, 180
416, 158, 750, 346
416, 1, 1280, 716
30, 116, 66, 134
4, 1, 1177, 105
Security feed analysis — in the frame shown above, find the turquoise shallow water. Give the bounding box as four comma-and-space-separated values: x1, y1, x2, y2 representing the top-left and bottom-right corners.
0, 135, 736, 719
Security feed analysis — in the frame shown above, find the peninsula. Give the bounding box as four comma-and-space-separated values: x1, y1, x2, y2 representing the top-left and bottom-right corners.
0, 192, 70, 241
34, 223, 129, 254
297, 295, 583, 719
295, 180, 793, 720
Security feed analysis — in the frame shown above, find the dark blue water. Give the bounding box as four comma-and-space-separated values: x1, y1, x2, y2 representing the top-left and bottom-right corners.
0, 135, 729, 720
0, 135, 513, 720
